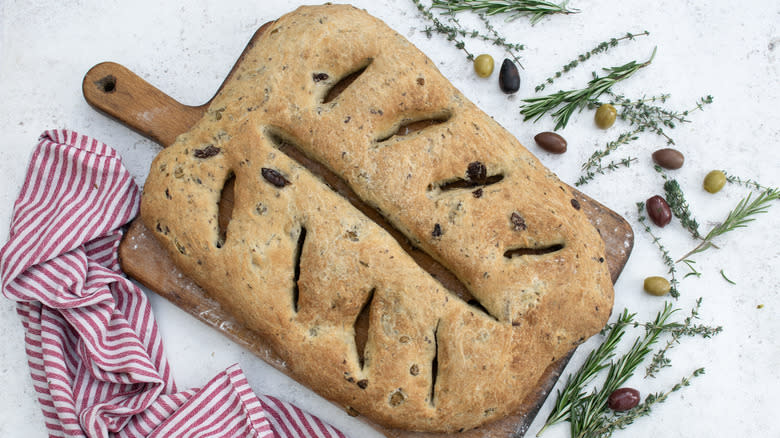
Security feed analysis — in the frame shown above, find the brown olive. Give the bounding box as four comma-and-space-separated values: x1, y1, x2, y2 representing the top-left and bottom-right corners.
645, 195, 672, 227
703, 170, 726, 193
474, 54, 494, 78
498, 58, 520, 94
594, 103, 617, 129
608, 388, 640, 411
534, 132, 567, 154
652, 148, 685, 170
644, 276, 671, 296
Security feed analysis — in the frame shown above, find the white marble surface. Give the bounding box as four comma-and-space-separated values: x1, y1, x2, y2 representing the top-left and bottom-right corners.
1, 1, 778, 437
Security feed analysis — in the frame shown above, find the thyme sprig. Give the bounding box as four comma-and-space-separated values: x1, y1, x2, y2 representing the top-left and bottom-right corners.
536, 31, 650, 92
476, 12, 524, 65
413, 0, 525, 62
723, 171, 778, 194
537, 310, 635, 435
605, 93, 714, 144
432, 0, 578, 25
520, 48, 656, 130
576, 129, 642, 186
589, 368, 706, 437
677, 187, 780, 263
645, 298, 722, 378
636, 202, 680, 298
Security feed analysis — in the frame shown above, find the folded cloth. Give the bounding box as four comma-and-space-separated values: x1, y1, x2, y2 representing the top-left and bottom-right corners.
0, 130, 345, 438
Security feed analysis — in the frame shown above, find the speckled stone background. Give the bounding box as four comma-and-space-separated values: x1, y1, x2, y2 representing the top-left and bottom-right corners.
1, 1, 778, 437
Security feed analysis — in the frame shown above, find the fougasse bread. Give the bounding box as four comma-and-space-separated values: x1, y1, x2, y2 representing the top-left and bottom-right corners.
140, 4, 614, 433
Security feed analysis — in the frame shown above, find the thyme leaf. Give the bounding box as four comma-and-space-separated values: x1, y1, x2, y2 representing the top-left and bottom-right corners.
520, 48, 656, 130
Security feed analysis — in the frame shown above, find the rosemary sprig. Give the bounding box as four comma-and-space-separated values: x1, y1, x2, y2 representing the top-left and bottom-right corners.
677, 187, 780, 263
569, 302, 677, 437
537, 310, 635, 435
520, 48, 656, 130
536, 31, 650, 92
636, 202, 680, 298
589, 368, 706, 437
645, 298, 722, 378
432, 0, 578, 25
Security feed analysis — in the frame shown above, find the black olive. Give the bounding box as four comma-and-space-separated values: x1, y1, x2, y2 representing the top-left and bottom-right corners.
498, 59, 520, 94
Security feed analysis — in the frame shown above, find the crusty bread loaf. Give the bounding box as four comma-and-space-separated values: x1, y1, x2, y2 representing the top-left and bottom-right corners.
140, 4, 613, 432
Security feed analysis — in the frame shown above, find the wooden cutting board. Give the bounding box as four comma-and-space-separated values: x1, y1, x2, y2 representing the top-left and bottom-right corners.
82, 20, 633, 438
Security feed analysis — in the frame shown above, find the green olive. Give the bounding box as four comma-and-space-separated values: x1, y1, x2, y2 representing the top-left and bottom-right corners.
595, 103, 617, 129
703, 170, 726, 193
474, 54, 494, 78
644, 276, 671, 296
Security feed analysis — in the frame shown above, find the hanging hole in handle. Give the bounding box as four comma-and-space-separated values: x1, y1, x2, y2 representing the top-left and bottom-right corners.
95, 75, 117, 93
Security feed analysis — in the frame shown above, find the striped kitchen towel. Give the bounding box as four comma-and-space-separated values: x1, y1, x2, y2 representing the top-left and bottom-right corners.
0, 129, 345, 438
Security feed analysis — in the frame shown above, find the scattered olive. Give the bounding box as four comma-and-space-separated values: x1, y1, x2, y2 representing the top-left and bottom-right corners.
594, 103, 617, 129
652, 148, 685, 170
644, 276, 671, 296
703, 170, 726, 193
534, 131, 567, 154
474, 54, 494, 78
645, 195, 672, 227
498, 58, 520, 94
608, 388, 641, 411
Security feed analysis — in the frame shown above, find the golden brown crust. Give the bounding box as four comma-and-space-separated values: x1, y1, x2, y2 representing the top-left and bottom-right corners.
140, 4, 613, 432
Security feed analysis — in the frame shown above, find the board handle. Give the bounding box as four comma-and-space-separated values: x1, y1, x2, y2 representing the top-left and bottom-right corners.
82, 62, 205, 147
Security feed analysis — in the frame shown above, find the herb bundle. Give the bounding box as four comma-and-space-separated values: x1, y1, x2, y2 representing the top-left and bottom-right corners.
539, 301, 721, 437
520, 48, 656, 130
432, 0, 578, 25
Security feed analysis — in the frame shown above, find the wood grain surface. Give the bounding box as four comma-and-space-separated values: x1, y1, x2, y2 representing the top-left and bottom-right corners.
83, 20, 633, 438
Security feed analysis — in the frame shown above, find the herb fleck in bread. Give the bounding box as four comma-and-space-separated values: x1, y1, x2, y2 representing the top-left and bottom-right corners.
140, 4, 613, 432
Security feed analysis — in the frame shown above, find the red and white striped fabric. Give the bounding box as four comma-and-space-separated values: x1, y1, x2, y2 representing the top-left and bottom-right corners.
0, 130, 346, 438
